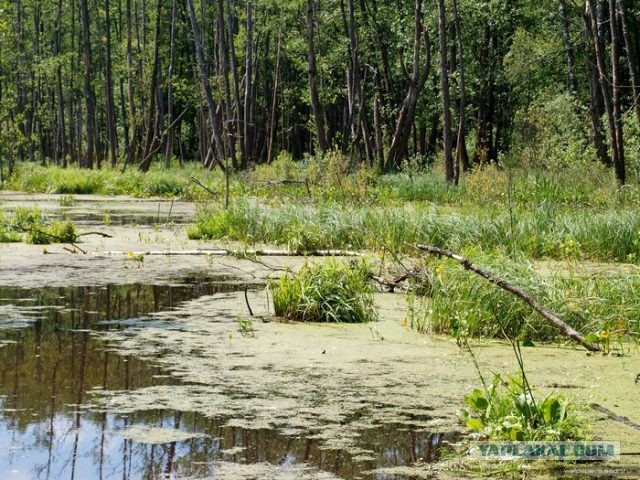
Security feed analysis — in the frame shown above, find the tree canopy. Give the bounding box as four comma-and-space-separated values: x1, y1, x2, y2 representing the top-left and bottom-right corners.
0, 0, 638, 183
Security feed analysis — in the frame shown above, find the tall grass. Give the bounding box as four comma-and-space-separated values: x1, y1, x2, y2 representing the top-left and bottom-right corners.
188, 199, 640, 262
5, 164, 232, 199
271, 260, 377, 323
408, 251, 640, 341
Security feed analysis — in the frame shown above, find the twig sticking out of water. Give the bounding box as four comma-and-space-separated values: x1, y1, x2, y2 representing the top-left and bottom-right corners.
244, 286, 254, 317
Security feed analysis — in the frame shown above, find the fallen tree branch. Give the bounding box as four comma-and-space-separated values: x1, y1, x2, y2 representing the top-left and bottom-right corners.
370, 269, 428, 293
189, 177, 217, 196
77, 231, 114, 238
415, 244, 600, 352
591, 403, 640, 431
19, 226, 88, 254
90, 248, 362, 257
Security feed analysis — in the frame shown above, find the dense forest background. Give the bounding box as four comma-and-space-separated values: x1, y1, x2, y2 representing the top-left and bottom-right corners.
0, 0, 638, 183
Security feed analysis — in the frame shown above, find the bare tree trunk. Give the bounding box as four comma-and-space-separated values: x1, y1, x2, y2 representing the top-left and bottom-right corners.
586, 0, 624, 183
244, 0, 256, 164
373, 84, 384, 169
125, 0, 137, 169
618, 0, 640, 124
139, 0, 163, 172
345, 0, 373, 166
387, 0, 431, 170
54, 0, 67, 167
559, 0, 578, 94
452, 0, 469, 173
104, 0, 118, 167
267, 30, 282, 164
306, 0, 329, 153
165, 0, 177, 169
217, 0, 237, 169
438, 0, 454, 183
227, 0, 244, 164
608, 0, 625, 184
186, 0, 226, 169
586, 55, 611, 166
80, 0, 97, 168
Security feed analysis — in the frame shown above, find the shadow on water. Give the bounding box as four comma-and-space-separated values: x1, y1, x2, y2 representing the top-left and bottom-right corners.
0, 277, 458, 480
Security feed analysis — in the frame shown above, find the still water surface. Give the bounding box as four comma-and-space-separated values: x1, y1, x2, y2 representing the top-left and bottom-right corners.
0, 278, 454, 479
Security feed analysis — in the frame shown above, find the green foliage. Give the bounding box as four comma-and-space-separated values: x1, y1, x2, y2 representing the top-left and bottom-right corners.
11, 206, 44, 229
27, 219, 77, 245
410, 251, 640, 341
457, 374, 588, 441
0, 207, 78, 245
624, 113, 640, 182
509, 93, 595, 172
271, 260, 377, 323
47, 220, 78, 243
0, 212, 21, 242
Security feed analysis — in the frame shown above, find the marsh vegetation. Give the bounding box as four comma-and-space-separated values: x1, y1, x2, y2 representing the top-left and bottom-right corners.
2, 0, 640, 474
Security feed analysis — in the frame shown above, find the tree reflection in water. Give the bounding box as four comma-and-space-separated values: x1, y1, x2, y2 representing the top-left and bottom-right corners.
0, 280, 457, 479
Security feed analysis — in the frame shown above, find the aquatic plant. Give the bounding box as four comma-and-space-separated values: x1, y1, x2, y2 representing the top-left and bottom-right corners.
58, 194, 76, 206
457, 373, 588, 441
271, 260, 377, 323
0, 207, 79, 245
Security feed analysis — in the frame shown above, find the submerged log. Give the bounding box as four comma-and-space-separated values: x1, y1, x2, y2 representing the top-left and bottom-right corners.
415, 244, 600, 352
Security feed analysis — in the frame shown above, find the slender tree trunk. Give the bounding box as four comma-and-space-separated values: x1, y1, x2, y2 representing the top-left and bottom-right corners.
124, 0, 137, 169
105, 0, 118, 167
559, 0, 578, 94
345, 0, 373, 166
217, 0, 237, 169
586, 0, 624, 184
54, 0, 67, 167
165, 0, 177, 169
608, 0, 625, 184
244, 0, 255, 166
618, 0, 640, 124
587, 59, 611, 166
186, 0, 226, 169
80, 0, 97, 168
387, 0, 431, 170
373, 84, 384, 170
227, 0, 244, 163
452, 0, 469, 173
267, 30, 282, 164
438, 0, 454, 183
139, 0, 163, 171
306, 0, 329, 153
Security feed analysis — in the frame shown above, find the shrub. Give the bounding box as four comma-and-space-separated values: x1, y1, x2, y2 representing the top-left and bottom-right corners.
271, 260, 377, 323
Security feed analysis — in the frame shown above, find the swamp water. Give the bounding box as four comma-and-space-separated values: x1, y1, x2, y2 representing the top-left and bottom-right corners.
0, 277, 457, 480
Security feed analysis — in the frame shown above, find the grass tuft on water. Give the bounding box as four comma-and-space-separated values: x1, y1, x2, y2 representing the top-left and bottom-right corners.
271, 260, 377, 323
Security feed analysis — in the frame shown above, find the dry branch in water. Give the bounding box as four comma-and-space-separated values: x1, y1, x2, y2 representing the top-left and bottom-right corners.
415, 244, 600, 352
